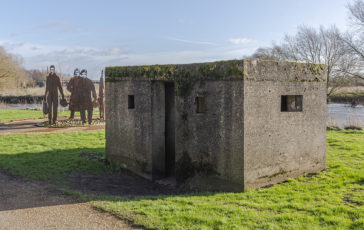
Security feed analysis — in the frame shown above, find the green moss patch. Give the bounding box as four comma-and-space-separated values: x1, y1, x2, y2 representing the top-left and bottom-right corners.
105, 59, 327, 86
105, 60, 246, 83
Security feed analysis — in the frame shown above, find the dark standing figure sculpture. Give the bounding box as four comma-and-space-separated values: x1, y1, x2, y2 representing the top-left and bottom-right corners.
44, 65, 65, 125
98, 70, 105, 120
67, 68, 81, 119
79, 69, 97, 124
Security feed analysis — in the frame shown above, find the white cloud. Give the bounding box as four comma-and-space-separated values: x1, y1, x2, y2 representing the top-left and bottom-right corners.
40, 21, 79, 32
0, 40, 258, 80
165, 36, 218, 46
177, 18, 185, 24
0, 40, 129, 79
228, 38, 257, 45
121, 47, 256, 66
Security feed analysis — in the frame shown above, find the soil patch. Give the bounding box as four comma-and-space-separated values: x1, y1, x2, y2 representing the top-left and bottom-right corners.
67, 170, 184, 198
0, 170, 137, 230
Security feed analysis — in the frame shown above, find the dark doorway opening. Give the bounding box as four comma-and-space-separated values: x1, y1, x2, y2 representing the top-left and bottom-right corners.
165, 82, 175, 177
128, 95, 135, 109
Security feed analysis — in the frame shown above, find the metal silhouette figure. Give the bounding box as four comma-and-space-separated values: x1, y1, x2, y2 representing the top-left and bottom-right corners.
79, 69, 97, 124
44, 65, 65, 125
67, 68, 81, 119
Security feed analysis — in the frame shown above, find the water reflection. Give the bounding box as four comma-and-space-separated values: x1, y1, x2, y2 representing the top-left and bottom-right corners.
1, 103, 66, 111
327, 104, 364, 128
2, 103, 364, 128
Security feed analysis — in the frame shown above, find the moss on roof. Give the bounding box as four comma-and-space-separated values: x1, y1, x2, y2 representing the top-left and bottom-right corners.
105, 59, 326, 83
105, 60, 246, 82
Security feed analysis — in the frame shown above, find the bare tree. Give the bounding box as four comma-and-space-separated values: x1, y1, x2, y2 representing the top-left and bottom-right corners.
339, 0, 364, 81
251, 25, 351, 97
348, 0, 364, 29
27, 69, 47, 82
0, 46, 30, 90
251, 44, 289, 61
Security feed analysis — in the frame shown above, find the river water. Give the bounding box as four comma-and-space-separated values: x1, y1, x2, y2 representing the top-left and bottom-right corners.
1, 103, 68, 112
327, 104, 364, 128
1, 103, 364, 128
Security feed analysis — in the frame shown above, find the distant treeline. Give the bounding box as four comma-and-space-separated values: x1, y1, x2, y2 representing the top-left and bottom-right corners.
0, 45, 72, 91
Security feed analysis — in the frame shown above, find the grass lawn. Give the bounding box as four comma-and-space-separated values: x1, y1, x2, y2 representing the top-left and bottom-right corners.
94, 130, 364, 229
0, 125, 362, 229
0, 109, 99, 122
0, 130, 115, 182
0, 109, 70, 122
0, 109, 48, 122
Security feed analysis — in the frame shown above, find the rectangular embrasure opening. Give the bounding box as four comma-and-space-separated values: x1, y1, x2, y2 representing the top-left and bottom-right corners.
196, 97, 206, 113
281, 95, 302, 112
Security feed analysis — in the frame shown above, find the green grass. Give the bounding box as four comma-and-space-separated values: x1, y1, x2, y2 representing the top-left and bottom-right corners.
0, 129, 362, 229
0, 109, 68, 122
0, 130, 116, 182
96, 131, 364, 229
0, 109, 47, 122
0, 109, 99, 122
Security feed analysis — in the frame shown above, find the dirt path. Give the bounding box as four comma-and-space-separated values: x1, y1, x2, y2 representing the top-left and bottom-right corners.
0, 117, 104, 134
0, 171, 137, 230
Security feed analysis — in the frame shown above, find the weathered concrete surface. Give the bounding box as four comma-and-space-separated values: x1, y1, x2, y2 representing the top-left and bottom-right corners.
105, 59, 327, 191
106, 80, 154, 179
243, 81, 326, 189
175, 80, 244, 191
105, 80, 167, 180
243, 59, 326, 82
242, 59, 327, 189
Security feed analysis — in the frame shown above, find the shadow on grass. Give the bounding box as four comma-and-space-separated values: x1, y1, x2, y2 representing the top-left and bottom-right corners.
0, 147, 188, 206
0, 147, 214, 229
1, 145, 362, 230
0, 121, 39, 131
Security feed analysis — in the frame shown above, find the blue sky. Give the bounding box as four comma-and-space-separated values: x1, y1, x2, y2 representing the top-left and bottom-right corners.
0, 0, 350, 79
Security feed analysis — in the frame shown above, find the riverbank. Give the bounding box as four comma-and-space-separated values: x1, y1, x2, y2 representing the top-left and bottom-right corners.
1, 86, 362, 104
0, 86, 70, 104
0, 85, 98, 97
0, 86, 70, 97
0, 95, 45, 104
2, 102, 364, 130
0, 85, 103, 104
329, 91, 364, 105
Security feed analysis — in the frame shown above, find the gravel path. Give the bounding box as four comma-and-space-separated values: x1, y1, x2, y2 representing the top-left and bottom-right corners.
0, 171, 137, 230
